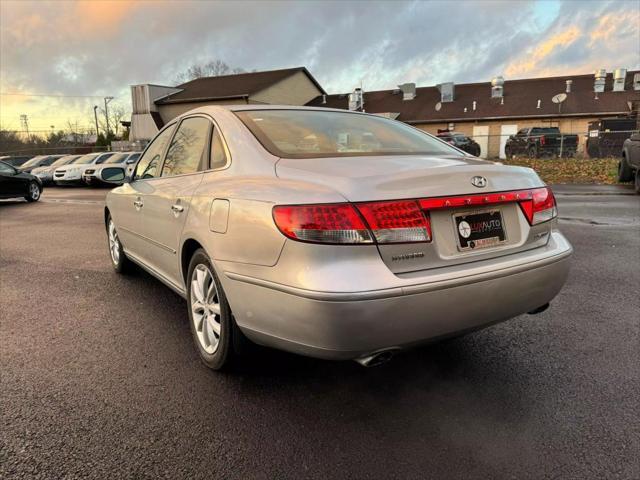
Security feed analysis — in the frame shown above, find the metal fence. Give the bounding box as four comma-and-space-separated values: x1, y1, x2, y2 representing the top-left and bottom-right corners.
438, 129, 639, 160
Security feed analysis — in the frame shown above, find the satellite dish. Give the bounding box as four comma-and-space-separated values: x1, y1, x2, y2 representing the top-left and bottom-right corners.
435, 102, 442, 111
552, 93, 567, 104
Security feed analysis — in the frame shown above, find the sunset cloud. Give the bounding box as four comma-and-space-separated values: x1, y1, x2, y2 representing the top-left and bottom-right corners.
1, 0, 638, 133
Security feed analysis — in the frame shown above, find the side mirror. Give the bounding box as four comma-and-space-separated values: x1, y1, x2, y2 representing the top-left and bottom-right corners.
99, 167, 126, 185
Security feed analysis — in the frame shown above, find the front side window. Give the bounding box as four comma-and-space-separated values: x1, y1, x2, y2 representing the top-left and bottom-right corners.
161, 117, 211, 177
235, 109, 460, 159
134, 124, 176, 180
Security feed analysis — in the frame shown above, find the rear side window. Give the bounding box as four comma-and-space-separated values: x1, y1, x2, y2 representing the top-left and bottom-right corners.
162, 117, 211, 177
134, 124, 175, 180
211, 129, 228, 169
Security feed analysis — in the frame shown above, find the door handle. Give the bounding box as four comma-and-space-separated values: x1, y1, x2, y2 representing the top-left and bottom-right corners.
171, 204, 184, 213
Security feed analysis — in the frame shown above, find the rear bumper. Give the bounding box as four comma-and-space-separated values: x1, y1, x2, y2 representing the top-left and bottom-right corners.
223, 231, 572, 360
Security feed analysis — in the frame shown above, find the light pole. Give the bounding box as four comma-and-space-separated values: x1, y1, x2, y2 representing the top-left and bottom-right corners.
104, 96, 114, 137
93, 105, 100, 139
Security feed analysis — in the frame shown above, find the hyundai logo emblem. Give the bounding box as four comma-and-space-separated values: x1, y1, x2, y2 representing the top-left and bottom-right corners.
471, 176, 487, 188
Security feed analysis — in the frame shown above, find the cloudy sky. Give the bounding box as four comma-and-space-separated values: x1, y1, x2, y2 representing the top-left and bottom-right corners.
1, 0, 638, 134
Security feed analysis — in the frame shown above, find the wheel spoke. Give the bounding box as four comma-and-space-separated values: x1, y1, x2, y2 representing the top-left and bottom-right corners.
210, 317, 221, 337
210, 303, 221, 316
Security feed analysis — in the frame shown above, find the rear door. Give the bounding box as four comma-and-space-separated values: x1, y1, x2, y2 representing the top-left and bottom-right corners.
139, 115, 212, 285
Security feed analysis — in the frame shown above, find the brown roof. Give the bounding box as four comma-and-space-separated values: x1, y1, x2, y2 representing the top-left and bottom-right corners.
307, 71, 640, 123
156, 67, 326, 104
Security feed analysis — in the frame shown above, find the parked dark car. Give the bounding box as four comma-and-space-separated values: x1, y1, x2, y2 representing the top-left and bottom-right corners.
0, 155, 33, 167
19, 154, 65, 173
436, 131, 481, 156
587, 117, 637, 158
505, 127, 578, 158
619, 132, 640, 193
0, 160, 43, 202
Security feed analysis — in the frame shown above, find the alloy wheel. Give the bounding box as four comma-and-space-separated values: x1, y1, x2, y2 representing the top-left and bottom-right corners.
108, 219, 121, 265
190, 264, 222, 354
29, 183, 40, 201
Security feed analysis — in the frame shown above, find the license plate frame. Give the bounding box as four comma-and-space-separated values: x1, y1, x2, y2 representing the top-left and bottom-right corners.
453, 209, 507, 251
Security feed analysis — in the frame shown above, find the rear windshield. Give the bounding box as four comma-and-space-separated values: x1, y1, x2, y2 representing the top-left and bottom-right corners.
235, 109, 460, 159
531, 128, 560, 135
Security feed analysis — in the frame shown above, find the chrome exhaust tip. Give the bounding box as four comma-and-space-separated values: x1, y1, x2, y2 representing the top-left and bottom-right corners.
355, 349, 398, 367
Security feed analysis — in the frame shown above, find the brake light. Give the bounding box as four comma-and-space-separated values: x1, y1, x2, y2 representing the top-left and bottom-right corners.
540, 135, 546, 146
418, 187, 556, 225
272, 204, 373, 244
273, 188, 556, 245
356, 200, 431, 243
527, 187, 557, 225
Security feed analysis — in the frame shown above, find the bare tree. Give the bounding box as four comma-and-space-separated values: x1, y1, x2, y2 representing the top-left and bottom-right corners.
96, 104, 128, 137
173, 60, 246, 84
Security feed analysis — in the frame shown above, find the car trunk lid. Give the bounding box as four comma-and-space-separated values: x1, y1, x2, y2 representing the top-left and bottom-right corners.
276, 155, 552, 273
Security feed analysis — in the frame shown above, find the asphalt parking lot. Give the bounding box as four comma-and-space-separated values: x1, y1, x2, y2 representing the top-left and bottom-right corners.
1, 185, 639, 479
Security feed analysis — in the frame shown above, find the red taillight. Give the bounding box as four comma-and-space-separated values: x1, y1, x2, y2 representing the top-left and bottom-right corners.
540, 135, 546, 146
273, 188, 556, 245
356, 200, 431, 243
520, 187, 557, 225
418, 187, 556, 225
272, 204, 373, 244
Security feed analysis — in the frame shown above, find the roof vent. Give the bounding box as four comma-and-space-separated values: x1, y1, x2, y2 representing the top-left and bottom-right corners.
594, 69, 606, 93
398, 83, 416, 100
491, 76, 504, 98
321, 94, 327, 104
437, 82, 455, 103
348, 88, 364, 111
613, 68, 627, 92
634, 73, 640, 91
565, 79, 573, 93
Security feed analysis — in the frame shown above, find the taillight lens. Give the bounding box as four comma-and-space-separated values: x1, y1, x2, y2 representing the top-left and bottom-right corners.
356, 200, 431, 243
517, 187, 557, 224
272, 204, 373, 244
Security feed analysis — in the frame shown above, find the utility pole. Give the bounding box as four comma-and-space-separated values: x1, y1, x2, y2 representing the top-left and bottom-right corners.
20, 114, 30, 139
93, 105, 100, 139
104, 96, 114, 138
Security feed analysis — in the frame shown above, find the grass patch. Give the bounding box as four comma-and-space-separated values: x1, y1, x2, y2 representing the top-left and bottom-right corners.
502, 156, 620, 184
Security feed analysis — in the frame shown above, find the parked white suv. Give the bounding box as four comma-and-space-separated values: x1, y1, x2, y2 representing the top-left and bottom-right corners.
83, 152, 140, 185
53, 152, 115, 185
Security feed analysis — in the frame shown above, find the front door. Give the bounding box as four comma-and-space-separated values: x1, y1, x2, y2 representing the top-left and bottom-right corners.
472, 126, 489, 158
0, 163, 25, 196
140, 116, 212, 286
499, 125, 518, 159
112, 123, 176, 260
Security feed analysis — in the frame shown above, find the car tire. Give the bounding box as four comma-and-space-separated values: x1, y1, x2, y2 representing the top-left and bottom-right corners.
25, 181, 41, 202
618, 155, 634, 182
187, 249, 247, 370
527, 146, 538, 159
504, 146, 511, 159
106, 214, 133, 273
635, 169, 640, 194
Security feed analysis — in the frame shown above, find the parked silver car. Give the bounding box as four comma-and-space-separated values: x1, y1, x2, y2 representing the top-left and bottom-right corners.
105, 106, 572, 370
31, 154, 80, 184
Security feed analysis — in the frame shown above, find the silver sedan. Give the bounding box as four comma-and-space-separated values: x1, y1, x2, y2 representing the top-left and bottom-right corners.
104, 106, 572, 369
